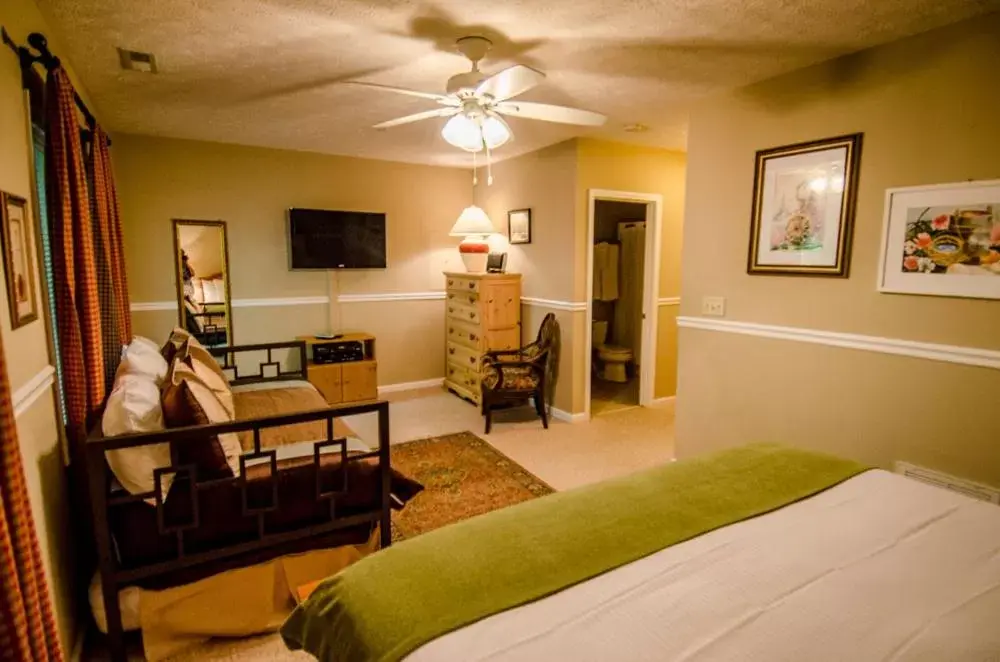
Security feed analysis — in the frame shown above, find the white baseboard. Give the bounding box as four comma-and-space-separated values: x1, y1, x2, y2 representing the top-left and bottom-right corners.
651, 395, 676, 406
549, 407, 588, 423
377, 378, 444, 395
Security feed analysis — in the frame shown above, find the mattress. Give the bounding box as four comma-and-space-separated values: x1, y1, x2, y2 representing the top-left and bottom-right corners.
408, 470, 1000, 661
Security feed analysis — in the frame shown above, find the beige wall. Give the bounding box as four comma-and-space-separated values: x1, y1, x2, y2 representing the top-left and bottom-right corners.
480, 138, 687, 414
477, 141, 580, 412
677, 14, 1000, 484
478, 141, 579, 302
576, 139, 687, 406
0, 0, 88, 650
115, 134, 469, 385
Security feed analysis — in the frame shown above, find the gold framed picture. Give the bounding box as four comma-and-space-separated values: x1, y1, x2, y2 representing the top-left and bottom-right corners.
747, 133, 863, 277
1, 192, 38, 329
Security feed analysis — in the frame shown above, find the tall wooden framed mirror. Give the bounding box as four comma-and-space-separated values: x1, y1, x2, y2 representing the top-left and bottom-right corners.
172, 219, 233, 347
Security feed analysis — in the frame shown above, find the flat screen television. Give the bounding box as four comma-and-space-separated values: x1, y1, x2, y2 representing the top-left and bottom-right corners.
288, 208, 387, 270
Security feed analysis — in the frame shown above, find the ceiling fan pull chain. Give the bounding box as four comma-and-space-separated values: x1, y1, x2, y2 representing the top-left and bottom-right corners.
486, 143, 494, 186
472, 150, 478, 186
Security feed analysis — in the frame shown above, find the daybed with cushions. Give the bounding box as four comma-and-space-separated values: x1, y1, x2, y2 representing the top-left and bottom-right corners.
85, 329, 421, 661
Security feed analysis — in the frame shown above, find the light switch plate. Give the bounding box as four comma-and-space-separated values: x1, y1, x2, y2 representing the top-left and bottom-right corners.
701, 296, 726, 317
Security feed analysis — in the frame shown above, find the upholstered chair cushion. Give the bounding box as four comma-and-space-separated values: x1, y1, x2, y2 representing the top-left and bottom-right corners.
482, 364, 541, 390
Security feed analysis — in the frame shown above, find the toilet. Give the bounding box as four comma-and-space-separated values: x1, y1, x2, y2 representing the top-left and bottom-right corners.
591, 321, 634, 383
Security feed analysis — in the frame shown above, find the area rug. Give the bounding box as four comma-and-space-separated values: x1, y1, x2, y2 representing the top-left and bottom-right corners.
390, 432, 554, 540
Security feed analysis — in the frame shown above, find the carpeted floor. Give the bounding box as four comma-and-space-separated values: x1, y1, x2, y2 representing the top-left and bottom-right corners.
87, 390, 674, 660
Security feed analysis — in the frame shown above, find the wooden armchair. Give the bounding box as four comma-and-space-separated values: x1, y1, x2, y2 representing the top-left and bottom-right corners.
481, 313, 558, 434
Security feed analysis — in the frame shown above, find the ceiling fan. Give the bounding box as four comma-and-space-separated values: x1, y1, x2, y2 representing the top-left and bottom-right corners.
346, 36, 607, 153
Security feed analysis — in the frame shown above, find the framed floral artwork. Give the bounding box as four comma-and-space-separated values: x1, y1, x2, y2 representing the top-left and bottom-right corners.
747, 133, 863, 277
877, 180, 1000, 299
1, 192, 38, 329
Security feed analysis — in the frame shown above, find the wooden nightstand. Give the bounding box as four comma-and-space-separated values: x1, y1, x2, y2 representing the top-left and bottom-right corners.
297, 333, 378, 404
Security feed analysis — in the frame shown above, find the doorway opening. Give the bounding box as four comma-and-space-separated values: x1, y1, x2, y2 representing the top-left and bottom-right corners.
586, 190, 663, 419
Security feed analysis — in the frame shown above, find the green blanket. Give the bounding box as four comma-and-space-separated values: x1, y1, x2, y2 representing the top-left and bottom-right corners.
281, 443, 866, 662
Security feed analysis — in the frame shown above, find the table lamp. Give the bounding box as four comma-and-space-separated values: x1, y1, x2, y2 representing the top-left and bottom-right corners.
449, 205, 496, 272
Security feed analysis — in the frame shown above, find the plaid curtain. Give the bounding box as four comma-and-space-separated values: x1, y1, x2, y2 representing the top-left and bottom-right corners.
0, 331, 64, 660
46, 67, 105, 437
88, 126, 131, 391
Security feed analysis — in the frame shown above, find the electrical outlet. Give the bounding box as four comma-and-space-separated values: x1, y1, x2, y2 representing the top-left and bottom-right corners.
701, 296, 726, 317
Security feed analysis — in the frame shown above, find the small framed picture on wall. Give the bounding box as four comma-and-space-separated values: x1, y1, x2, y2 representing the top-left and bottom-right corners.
877, 179, 1000, 299
1, 192, 39, 329
508, 208, 531, 245
747, 133, 863, 277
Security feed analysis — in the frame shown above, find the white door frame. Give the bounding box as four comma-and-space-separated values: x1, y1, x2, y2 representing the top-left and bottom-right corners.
585, 189, 663, 419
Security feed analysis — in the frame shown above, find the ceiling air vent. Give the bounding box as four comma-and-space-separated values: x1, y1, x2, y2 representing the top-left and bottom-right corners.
117, 48, 158, 73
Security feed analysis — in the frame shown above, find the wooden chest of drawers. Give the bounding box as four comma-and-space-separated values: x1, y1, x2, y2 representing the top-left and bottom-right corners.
444, 272, 521, 404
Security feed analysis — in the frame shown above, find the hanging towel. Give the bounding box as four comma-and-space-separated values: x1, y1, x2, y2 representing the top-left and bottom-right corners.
593, 242, 619, 302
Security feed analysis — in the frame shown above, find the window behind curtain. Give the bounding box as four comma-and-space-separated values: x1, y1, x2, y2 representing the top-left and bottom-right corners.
31, 124, 68, 425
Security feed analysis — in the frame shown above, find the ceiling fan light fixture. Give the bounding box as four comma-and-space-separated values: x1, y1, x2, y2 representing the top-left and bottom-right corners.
442, 114, 485, 152
481, 114, 511, 150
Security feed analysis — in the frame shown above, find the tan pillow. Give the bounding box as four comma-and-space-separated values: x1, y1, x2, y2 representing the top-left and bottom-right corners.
161, 357, 241, 480
185, 342, 231, 391
102, 372, 173, 501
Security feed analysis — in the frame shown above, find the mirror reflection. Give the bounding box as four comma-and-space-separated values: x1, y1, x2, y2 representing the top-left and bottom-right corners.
173, 219, 232, 347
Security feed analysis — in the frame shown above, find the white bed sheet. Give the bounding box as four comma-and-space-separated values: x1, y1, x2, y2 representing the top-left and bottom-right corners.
408, 470, 1000, 662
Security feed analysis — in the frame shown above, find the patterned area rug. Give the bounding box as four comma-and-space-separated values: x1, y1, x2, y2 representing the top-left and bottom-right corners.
390, 432, 554, 540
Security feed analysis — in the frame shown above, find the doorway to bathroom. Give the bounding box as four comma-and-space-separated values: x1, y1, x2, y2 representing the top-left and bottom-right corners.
585, 190, 663, 419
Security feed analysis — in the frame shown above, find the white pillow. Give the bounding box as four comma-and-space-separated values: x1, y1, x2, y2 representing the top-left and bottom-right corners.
201, 279, 220, 303
118, 336, 169, 385
102, 373, 173, 500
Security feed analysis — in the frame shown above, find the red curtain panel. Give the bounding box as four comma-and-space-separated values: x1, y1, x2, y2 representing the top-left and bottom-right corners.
91, 126, 131, 344
45, 66, 105, 436
0, 329, 64, 661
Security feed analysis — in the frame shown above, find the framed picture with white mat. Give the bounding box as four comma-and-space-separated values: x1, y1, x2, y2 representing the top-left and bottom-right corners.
877, 179, 1000, 299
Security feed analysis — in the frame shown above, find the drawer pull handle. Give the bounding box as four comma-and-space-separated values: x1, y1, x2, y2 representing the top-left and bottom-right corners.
468, 283, 475, 289
449, 348, 456, 355
489, 299, 494, 304
447, 280, 454, 286
508, 299, 513, 303
448, 307, 455, 313
469, 333, 478, 341
469, 313, 475, 319
468, 357, 475, 364
449, 327, 454, 334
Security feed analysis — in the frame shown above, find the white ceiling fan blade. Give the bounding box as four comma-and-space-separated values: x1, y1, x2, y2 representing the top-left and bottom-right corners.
373, 107, 458, 129
476, 65, 545, 101
344, 81, 459, 106
493, 101, 607, 127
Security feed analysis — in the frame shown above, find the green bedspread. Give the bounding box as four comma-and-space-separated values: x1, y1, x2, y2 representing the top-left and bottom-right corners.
281, 443, 867, 662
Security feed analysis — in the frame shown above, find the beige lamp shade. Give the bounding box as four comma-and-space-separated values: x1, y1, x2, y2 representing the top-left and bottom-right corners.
449, 205, 496, 236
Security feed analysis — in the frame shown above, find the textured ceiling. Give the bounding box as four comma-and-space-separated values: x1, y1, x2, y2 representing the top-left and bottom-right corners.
34, 0, 1000, 167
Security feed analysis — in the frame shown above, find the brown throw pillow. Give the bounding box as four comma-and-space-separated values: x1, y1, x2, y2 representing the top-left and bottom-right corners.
161, 355, 241, 481
161, 327, 195, 364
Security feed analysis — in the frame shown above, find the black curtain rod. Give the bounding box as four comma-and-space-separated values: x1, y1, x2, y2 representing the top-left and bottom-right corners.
1, 26, 102, 134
